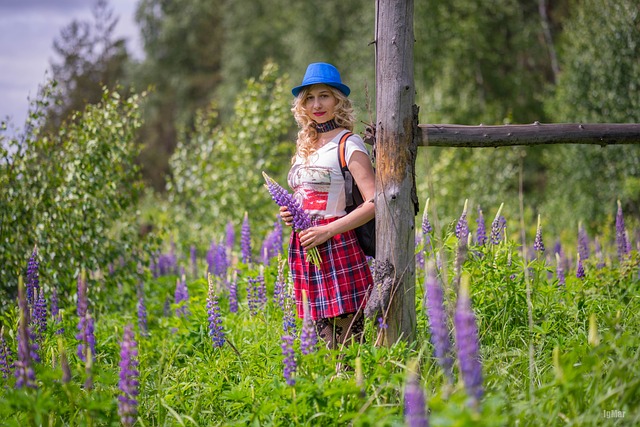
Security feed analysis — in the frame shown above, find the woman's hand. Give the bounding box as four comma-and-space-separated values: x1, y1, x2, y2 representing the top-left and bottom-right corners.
279, 206, 294, 227
298, 226, 332, 249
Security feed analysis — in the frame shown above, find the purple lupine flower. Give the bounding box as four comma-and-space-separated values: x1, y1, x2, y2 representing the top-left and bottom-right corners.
455, 199, 469, 241
256, 267, 267, 306
300, 301, 317, 355
51, 287, 59, 319
207, 274, 225, 348
261, 220, 284, 264
77, 313, 95, 363
26, 245, 40, 310
555, 253, 566, 287
283, 273, 297, 335
215, 242, 229, 280
490, 203, 506, 245
553, 240, 562, 259
190, 245, 198, 279
404, 368, 429, 427
377, 316, 388, 330
247, 277, 259, 316
174, 276, 190, 317
207, 240, 228, 280
424, 262, 453, 382
159, 251, 169, 276
454, 277, 483, 409
422, 198, 433, 235
228, 271, 239, 313
33, 287, 47, 342
533, 214, 545, 253
225, 221, 235, 255
454, 232, 469, 282
263, 173, 311, 231
206, 239, 216, 276
15, 277, 36, 389
262, 172, 321, 266
422, 199, 433, 249
576, 254, 585, 280
283, 310, 297, 336
616, 200, 631, 262
241, 212, 253, 265
261, 231, 276, 265
577, 222, 590, 260
272, 219, 283, 255
76, 271, 95, 362
475, 206, 486, 246
281, 334, 296, 386
155, 243, 179, 277
0, 326, 12, 381
136, 282, 148, 337
118, 324, 139, 427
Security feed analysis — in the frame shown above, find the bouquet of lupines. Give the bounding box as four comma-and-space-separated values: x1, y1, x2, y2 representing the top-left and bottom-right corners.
262, 172, 321, 267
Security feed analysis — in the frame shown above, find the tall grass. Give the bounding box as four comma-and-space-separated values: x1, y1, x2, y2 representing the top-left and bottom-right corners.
0, 203, 638, 426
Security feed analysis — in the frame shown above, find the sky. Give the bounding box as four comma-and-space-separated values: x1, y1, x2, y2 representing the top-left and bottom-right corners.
0, 0, 142, 132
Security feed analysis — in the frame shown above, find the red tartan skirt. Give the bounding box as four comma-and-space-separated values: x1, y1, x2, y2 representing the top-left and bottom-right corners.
289, 217, 373, 321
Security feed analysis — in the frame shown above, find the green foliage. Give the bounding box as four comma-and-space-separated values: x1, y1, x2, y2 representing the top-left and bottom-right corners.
413, 0, 559, 233
165, 62, 293, 249
414, 0, 554, 125
543, 0, 640, 234
0, 87, 145, 304
1, 207, 638, 425
551, 0, 640, 123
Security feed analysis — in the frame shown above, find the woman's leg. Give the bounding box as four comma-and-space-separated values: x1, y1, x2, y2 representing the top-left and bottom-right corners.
315, 312, 365, 350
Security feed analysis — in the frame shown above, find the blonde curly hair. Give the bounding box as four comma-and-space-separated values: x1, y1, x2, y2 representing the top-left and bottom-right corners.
291, 85, 356, 163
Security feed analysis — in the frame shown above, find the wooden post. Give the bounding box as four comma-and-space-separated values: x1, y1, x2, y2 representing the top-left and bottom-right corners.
374, 0, 418, 344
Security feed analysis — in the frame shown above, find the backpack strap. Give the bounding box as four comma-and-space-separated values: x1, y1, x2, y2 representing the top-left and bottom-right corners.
337, 131, 355, 207
338, 131, 354, 174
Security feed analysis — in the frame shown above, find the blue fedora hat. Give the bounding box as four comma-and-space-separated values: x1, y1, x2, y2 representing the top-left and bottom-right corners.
292, 62, 351, 97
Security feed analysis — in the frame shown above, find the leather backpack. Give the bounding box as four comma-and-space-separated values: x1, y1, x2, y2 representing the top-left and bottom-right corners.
338, 132, 376, 258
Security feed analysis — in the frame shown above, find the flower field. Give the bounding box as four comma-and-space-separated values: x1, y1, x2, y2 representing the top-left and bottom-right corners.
0, 202, 639, 426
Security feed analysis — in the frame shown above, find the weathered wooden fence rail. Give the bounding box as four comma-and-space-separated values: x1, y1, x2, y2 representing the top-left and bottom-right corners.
418, 123, 640, 147
364, 123, 640, 147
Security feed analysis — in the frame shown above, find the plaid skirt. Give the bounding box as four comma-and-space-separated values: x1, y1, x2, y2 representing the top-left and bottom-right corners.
289, 217, 373, 321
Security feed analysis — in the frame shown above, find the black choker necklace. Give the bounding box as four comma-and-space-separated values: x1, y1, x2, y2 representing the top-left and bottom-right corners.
315, 119, 339, 133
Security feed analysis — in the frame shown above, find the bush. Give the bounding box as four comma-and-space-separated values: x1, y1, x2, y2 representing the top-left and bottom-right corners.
0, 86, 146, 306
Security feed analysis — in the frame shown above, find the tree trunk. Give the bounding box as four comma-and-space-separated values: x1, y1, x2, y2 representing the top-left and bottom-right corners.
374, 0, 418, 345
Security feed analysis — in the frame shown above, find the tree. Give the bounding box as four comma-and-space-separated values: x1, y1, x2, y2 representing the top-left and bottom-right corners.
134, 0, 224, 190
47, 0, 130, 130
544, 0, 640, 233
412, 0, 571, 230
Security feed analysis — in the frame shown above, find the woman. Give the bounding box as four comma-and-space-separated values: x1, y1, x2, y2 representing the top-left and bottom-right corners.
280, 62, 375, 350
